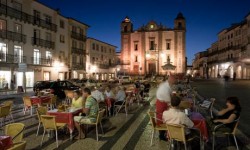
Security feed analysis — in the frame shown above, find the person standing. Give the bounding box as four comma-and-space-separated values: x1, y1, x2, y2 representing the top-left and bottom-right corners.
155, 75, 176, 140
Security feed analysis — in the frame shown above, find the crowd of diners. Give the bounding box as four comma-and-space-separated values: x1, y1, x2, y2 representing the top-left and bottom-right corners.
155, 74, 241, 148
69, 83, 145, 139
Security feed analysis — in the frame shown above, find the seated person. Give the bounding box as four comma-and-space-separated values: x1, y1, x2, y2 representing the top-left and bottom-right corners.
163, 95, 194, 132
114, 86, 126, 105
71, 90, 84, 108
74, 88, 98, 139
91, 86, 105, 102
105, 86, 114, 99
210, 96, 241, 132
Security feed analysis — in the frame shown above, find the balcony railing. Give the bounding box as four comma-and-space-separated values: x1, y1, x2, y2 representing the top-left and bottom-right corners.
32, 37, 55, 49
71, 31, 86, 41
31, 57, 52, 66
0, 53, 26, 63
71, 47, 85, 55
0, 3, 57, 32
0, 30, 26, 43
72, 63, 85, 70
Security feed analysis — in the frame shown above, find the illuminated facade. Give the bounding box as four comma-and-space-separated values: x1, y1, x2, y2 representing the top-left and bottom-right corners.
203, 13, 250, 79
0, 0, 88, 89
86, 38, 117, 80
120, 13, 186, 75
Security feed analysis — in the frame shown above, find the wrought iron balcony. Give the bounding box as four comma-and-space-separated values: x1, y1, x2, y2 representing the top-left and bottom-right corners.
0, 3, 57, 32
71, 47, 85, 55
71, 31, 86, 41
72, 63, 85, 70
32, 37, 55, 49
0, 30, 26, 43
0, 53, 26, 63
31, 57, 52, 66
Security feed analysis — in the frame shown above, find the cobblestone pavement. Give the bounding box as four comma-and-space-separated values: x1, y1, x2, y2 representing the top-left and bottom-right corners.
0, 82, 250, 150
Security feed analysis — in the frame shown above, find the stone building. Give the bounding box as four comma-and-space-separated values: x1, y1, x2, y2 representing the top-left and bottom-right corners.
0, 0, 88, 89
120, 13, 186, 76
86, 38, 117, 80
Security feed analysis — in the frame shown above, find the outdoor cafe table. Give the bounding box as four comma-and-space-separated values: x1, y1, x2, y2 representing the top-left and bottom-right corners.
47, 108, 82, 140
190, 112, 209, 142
0, 135, 13, 150
30, 96, 51, 106
28, 96, 51, 115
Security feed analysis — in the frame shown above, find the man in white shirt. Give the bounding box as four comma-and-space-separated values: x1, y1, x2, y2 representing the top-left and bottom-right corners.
162, 95, 194, 129
155, 75, 176, 140
91, 86, 105, 102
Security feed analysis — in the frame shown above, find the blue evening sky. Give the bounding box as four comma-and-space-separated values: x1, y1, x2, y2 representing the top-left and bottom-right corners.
39, 0, 250, 65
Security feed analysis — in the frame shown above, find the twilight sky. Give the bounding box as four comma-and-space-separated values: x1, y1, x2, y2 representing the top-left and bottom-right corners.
39, 0, 250, 65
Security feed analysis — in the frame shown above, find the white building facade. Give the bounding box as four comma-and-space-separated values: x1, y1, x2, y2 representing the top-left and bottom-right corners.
0, 0, 88, 89
86, 38, 117, 81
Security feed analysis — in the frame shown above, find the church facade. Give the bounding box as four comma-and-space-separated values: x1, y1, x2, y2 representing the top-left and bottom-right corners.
120, 13, 186, 76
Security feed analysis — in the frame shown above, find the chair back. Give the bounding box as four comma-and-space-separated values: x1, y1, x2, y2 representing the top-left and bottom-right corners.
40, 115, 57, 130
37, 106, 47, 123
22, 96, 32, 107
2, 100, 13, 108
97, 109, 106, 124
8, 141, 26, 150
232, 117, 240, 135
5, 123, 25, 143
209, 98, 216, 118
166, 123, 186, 143
0, 105, 11, 117
148, 111, 156, 128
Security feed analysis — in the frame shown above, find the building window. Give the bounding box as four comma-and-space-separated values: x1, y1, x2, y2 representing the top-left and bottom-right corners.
60, 20, 64, 28
14, 45, 23, 63
14, 24, 22, 33
79, 56, 83, 65
13, 1, 22, 10
166, 42, 170, 50
44, 14, 52, 25
79, 42, 83, 49
79, 28, 83, 35
92, 57, 95, 63
92, 43, 95, 50
72, 55, 76, 64
134, 43, 138, 51
33, 29, 40, 39
96, 44, 99, 51
135, 56, 138, 62
72, 40, 77, 48
101, 46, 103, 52
0, 19, 6, 30
231, 54, 233, 58
46, 51, 52, 60
60, 35, 65, 43
109, 48, 111, 53
150, 24, 154, 29
45, 32, 51, 41
0, 42, 7, 62
33, 10, 41, 24
33, 49, 40, 64
150, 41, 155, 50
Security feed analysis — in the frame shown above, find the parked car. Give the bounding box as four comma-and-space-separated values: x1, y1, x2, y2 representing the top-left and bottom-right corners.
49, 80, 81, 99
108, 78, 119, 83
118, 76, 132, 85
33, 81, 53, 92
